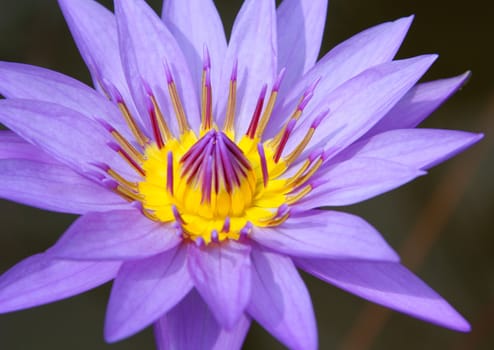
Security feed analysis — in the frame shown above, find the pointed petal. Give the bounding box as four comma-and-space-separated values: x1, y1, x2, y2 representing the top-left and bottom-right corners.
105, 246, 192, 342
247, 248, 317, 350
188, 241, 251, 329
252, 210, 398, 261
297, 259, 471, 332
0, 62, 131, 139
300, 157, 424, 208
154, 289, 251, 350
115, 0, 200, 133
51, 210, 180, 260
0, 254, 119, 313
287, 55, 438, 160
335, 129, 483, 170
277, 0, 328, 88
0, 99, 134, 179
367, 72, 471, 136
58, 0, 127, 95
162, 0, 226, 93
0, 130, 53, 162
0, 159, 126, 214
268, 16, 414, 136
216, 0, 277, 134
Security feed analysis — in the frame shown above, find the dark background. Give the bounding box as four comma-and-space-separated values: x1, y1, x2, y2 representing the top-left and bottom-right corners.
0, 0, 492, 349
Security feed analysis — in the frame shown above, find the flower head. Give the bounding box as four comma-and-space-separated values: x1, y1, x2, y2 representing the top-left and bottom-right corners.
0, 0, 482, 349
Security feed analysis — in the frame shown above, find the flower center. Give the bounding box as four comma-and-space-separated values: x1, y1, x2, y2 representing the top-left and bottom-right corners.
97, 50, 328, 245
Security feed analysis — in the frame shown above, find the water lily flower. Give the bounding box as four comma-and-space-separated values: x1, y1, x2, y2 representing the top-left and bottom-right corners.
0, 0, 482, 349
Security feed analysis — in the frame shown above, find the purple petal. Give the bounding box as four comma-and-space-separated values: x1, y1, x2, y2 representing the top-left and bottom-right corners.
335, 129, 483, 170
154, 289, 251, 350
287, 55, 438, 161
105, 245, 192, 342
247, 248, 317, 350
216, 0, 277, 135
252, 210, 399, 261
277, 0, 328, 90
299, 157, 425, 208
115, 0, 200, 133
50, 209, 180, 260
0, 130, 53, 162
162, 0, 226, 95
0, 62, 131, 139
268, 16, 413, 136
296, 259, 471, 332
188, 241, 252, 329
366, 72, 471, 136
0, 99, 134, 180
0, 253, 119, 313
0, 159, 126, 214
58, 0, 130, 99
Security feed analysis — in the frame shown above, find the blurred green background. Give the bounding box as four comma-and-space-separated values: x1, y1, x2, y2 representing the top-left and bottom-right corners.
0, 0, 492, 349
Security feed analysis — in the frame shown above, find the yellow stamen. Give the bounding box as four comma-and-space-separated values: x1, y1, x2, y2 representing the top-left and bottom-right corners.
117, 102, 148, 147
286, 185, 312, 205
110, 130, 144, 163
223, 78, 237, 135
167, 80, 190, 134
149, 95, 173, 141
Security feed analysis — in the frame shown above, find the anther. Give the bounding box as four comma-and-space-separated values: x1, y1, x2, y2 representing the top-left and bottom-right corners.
143, 79, 172, 148
167, 151, 174, 195
107, 142, 145, 177
284, 109, 329, 165
201, 47, 213, 131
257, 143, 269, 187
273, 118, 297, 163
255, 68, 286, 138
98, 118, 144, 163
246, 84, 268, 139
223, 59, 238, 133
163, 61, 190, 134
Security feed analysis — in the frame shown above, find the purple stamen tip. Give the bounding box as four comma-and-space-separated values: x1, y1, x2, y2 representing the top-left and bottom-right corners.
83, 169, 106, 181
286, 118, 297, 133
260, 84, 268, 97
172, 205, 186, 225
97, 118, 115, 132
298, 92, 313, 111
308, 150, 322, 163
90, 161, 110, 172
163, 61, 174, 84
305, 77, 321, 96
240, 222, 253, 237
311, 109, 329, 129
195, 236, 205, 247
104, 79, 124, 103
140, 77, 153, 96
231, 59, 238, 81
107, 142, 121, 153
203, 45, 211, 69
211, 230, 219, 243
277, 204, 289, 217
174, 224, 184, 237
102, 179, 119, 190
273, 67, 286, 92
205, 68, 211, 88
310, 178, 325, 189
222, 217, 231, 233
